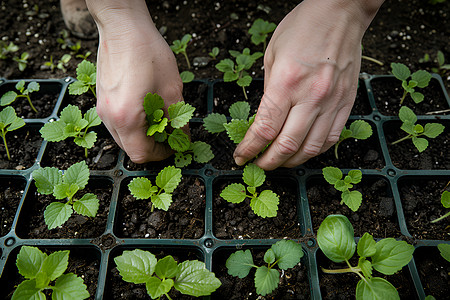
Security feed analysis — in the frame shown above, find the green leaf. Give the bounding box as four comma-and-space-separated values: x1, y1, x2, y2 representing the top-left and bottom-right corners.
52, 273, 90, 300
73, 193, 99, 217
40, 120, 67, 142
229, 101, 251, 120
254, 266, 279, 296
264, 249, 275, 264
143, 92, 165, 117
412, 136, 428, 152
220, 183, 247, 203
64, 161, 89, 189
423, 123, 445, 138
371, 238, 414, 275
441, 191, 450, 208
190, 141, 214, 163
76, 60, 96, 79
340, 128, 352, 140
250, 190, 279, 218
8, 116, 25, 131
44, 202, 73, 229
391, 62, 410, 81
74, 131, 97, 148
224, 119, 250, 144
60, 105, 82, 125
16, 246, 47, 279
356, 277, 399, 300
16, 80, 25, 91
32, 167, 62, 195
411, 91, 425, 103
151, 193, 172, 211
68, 80, 88, 95
243, 163, 265, 188
114, 249, 157, 284
156, 165, 182, 193
203, 113, 227, 133
226, 249, 254, 278
174, 260, 221, 296
398, 106, 417, 124
342, 190, 362, 212
347, 170, 362, 184
357, 232, 377, 258
181, 34, 192, 44
322, 167, 343, 185
223, 71, 239, 82
146, 277, 174, 299
215, 59, 234, 73
147, 118, 168, 136
437, 50, 445, 66
358, 257, 373, 279
128, 177, 157, 200
437, 243, 450, 262
26, 81, 40, 93
174, 152, 192, 168
411, 70, 431, 88
155, 255, 178, 279
180, 71, 195, 83
168, 128, 190, 152
35, 272, 50, 290
12, 280, 45, 300
271, 240, 304, 270
349, 120, 372, 140
84, 107, 101, 128
40, 250, 69, 281
317, 215, 355, 262
1, 91, 17, 106
168, 101, 195, 128
237, 75, 252, 87
0, 106, 17, 126
53, 183, 78, 200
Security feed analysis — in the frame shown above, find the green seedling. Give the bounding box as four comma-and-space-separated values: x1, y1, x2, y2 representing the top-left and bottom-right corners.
180, 70, 194, 83
68, 60, 97, 98
391, 106, 445, 152
40, 104, 102, 158
431, 182, 450, 223
0, 106, 25, 160
226, 239, 303, 296
170, 34, 192, 69
215, 48, 263, 99
43, 54, 72, 73
361, 44, 384, 66
420, 50, 450, 76
57, 29, 81, 54
75, 51, 92, 60
437, 243, 450, 262
248, 18, 276, 52
322, 167, 363, 212
12, 246, 89, 300
128, 166, 182, 212
114, 249, 221, 299
209, 46, 219, 59
334, 120, 373, 159
143, 92, 214, 168
391, 62, 432, 105
32, 161, 99, 230
13, 51, 29, 72
317, 214, 414, 300
0, 41, 19, 59
220, 163, 279, 218
1, 80, 40, 113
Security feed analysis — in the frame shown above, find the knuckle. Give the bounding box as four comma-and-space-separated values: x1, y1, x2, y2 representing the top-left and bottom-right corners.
252, 118, 278, 142
302, 141, 323, 158
276, 134, 300, 156
309, 78, 333, 101
326, 131, 341, 145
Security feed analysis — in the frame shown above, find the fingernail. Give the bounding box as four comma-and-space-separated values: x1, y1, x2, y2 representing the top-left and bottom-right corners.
234, 156, 247, 166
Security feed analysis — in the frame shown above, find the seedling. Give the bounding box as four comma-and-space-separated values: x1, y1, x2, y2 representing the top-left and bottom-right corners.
57, 29, 81, 54
215, 48, 263, 99
209, 46, 219, 59
248, 18, 276, 52
13, 51, 30, 72
0, 106, 25, 160
68, 60, 97, 98
75, 51, 92, 60
220, 163, 279, 218
226, 239, 303, 296
317, 214, 414, 300
1, 80, 40, 113
32, 161, 99, 230
391, 106, 445, 152
420, 50, 450, 76
40, 104, 102, 158
170, 34, 192, 69
391, 62, 432, 105
322, 167, 363, 212
114, 249, 221, 299
334, 120, 373, 159
128, 165, 182, 212
361, 44, 384, 66
180, 70, 194, 83
143, 92, 214, 168
437, 243, 450, 262
431, 182, 450, 223
0, 41, 19, 59
42, 54, 72, 73
12, 246, 89, 300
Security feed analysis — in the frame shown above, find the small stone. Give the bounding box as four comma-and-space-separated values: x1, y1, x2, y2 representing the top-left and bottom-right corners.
364, 149, 379, 162
193, 56, 211, 67
130, 213, 138, 224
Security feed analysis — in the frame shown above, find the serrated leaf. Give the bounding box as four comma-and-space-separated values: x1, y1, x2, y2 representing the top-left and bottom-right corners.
358, 257, 373, 279
322, 167, 343, 185
437, 243, 450, 262
334, 180, 350, 192
203, 113, 227, 133
1, 90, 17, 106
229, 101, 251, 120
342, 190, 362, 211
400, 122, 415, 135
0, 106, 17, 125
27, 81, 40, 93
340, 128, 352, 140
151, 193, 172, 211
371, 238, 414, 275
264, 249, 275, 264
271, 240, 303, 270
147, 118, 168, 136
84, 107, 101, 128
68, 80, 88, 95
16, 246, 47, 279
143, 92, 165, 117
128, 177, 157, 199
223, 119, 250, 144
243, 163, 265, 188
40, 120, 67, 142
174, 260, 221, 297
391, 62, 410, 81
156, 165, 182, 193
73, 193, 99, 217
8, 116, 25, 131
155, 255, 178, 279
224, 71, 239, 82
146, 277, 174, 299
398, 106, 417, 124
40, 250, 69, 281
347, 170, 362, 184
64, 161, 89, 188
411, 70, 431, 88
317, 215, 355, 263
174, 152, 192, 168
52, 273, 90, 300
349, 120, 372, 140
250, 190, 279, 218
180, 71, 195, 83
356, 277, 399, 300
53, 183, 78, 200
168, 128, 190, 152
411, 92, 424, 103
226, 249, 254, 278
220, 183, 247, 203
76, 60, 96, 79
60, 105, 82, 124
32, 167, 62, 195
74, 131, 97, 148
254, 266, 279, 296
357, 232, 377, 258
44, 202, 73, 229
168, 101, 195, 128
12, 280, 45, 300
423, 123, 445, 138
412, 136, 428, 152
215, 59, 234, 73
114, 249, 157, 284
190, 141, 214, 163
237, 75, 252, 87
35, 271, 50, 289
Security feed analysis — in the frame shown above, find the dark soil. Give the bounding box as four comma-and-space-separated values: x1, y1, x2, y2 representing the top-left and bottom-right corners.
0, 125, 42, 169
213, 176, 302, 239
384, 120, 450, 170
115, 176, 205, 239
183, 81, 209, 118
398, 177, 450, 240
414, 246, 450, 299
16, 177, 112, 239
0, 176, 25, 236
307, 176, 401, 238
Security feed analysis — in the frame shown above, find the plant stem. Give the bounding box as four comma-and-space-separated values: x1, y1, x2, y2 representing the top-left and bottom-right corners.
84, 147, 88, 158
25, 95, 38, 113
321, 266, 354, 274
334, 142, 342, 159
361, 55, 384, 66
183, 51, 191, 69
89, 86, 97, 98
399, 90, 407, 105
1, 133, 11, 160
242, 86, 248, 100
431, 211, 450, 223
391, 134, 411, 145
165, 293, 173, 300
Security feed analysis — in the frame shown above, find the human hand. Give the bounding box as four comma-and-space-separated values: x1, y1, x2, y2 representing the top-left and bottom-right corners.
234, 0, 383, 170
86, 0, 184, 163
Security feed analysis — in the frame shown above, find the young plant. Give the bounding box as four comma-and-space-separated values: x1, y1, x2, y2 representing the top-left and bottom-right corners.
12, 246, 89, 300
114, 249, 221, 299
57, 29, 81, 54
391, 106, 445, 152
431, 187, 450, 223
215, 48, 263, 99
0, 106, 25, 160
76, 51, 92, 60
13, 51, 29, 71
391, 62, 432, 105
209, 46, 219, 59
334, 120, 373, 159
322, 167, 363, 212
128, 165, 182, 212
170, 34, 192, 69
43, 54, 72, 73
1, 80, 40, 113
226, 239, 303, 296
317, 214, 414, 300
180, 70, 194, 83
220, 163, 279, 218
68, 60, 97, 98
40, 104, 102, 158
32, 161, 99, 230
248, 18, 276, 52
437, 243, 450, 262
0, 41, 19, 59
143, 92, 214, 168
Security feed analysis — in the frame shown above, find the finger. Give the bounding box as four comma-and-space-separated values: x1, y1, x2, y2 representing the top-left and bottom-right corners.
318, 104, 353, 155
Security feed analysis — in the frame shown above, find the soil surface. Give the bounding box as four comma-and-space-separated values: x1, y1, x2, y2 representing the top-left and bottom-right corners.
0, 125, 42, 169
0, 176, 25, 236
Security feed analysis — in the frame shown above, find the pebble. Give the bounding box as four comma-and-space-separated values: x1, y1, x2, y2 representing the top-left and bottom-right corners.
193, 56, 211, 67
364, 149, 379, 162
